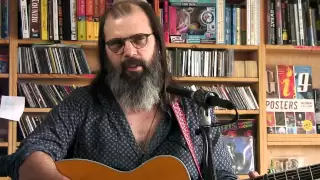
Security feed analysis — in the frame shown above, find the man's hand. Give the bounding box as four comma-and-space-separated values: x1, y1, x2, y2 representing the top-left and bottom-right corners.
238, 171, 260, 180
248, 171, 260, 178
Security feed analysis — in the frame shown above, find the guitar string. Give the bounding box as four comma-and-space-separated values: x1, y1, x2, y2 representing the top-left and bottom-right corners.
258, 165, 320, 180
263, 170, 320, 180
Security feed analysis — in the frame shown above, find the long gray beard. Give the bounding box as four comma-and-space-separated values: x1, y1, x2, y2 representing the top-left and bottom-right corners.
106, 51, 163, 112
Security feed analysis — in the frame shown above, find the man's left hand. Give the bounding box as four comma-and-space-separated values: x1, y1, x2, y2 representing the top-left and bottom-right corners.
248, 171, 260, 178
238, 171, 260, 180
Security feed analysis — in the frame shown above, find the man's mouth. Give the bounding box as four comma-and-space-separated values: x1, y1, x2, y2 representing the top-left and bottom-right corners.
127, 64, 143, 72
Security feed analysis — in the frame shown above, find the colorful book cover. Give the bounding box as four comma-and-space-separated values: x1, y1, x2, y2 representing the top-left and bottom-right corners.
222, 136, 255, 175
266, 65, 316, 134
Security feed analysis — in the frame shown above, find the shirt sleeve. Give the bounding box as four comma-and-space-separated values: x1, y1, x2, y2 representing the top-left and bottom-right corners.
0, 155, 8, 177
209, 108, 239, 180
6, 92, 85, 180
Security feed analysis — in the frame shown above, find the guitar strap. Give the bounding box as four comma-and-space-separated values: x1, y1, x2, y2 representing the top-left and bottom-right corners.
170, 97, 204, 180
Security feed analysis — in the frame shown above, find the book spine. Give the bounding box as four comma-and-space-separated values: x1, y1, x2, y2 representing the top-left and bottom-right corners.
294, 3, 300, 45
30, 0, 40, 38
20, 0, 29, 38
250, 0, 255, 45
225, 5, 231, 44
240, 7, 247, 45
168, 6, 176, 35
48, 0, 53, 40
232, 5, 236, 44
163, 0, 169, 43
154, 0, 160, 21
86, 0, 94, 40
58, 0, 63, 40
77, 0, 86, 40
297, 0, 304, 45
316, 0, 320, 44
281, 1, 288, 44
70, 0, 77, 40
289, 3, 296, 45
99, 0, 105, 16
52, 0, 59, 40
41, 0, 48, 40
275, 0, 282, 44
216, 0, 225, 44
246, 0, 251, 44
255, 0, 260, 45
236, 6, 241, 45
93, 0, 99, 40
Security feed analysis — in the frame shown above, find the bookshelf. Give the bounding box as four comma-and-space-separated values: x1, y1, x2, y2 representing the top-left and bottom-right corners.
263, 0, 320, 178
6, 0, 318, 179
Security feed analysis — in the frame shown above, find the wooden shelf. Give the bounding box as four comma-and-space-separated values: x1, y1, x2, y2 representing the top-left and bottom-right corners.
166, 43, 259, 50
23, 108, 259, 115
24, 108, 51, 113
0, 142, 8, 147
17, 75, 258, 83
266, 45, 320, 53
0, 39, 9, 44
215, 110, 259, 115
173, 77, 259, 83
17, 40, 259, 51
18, 39, 98, 48
18, 74, 95, 79
267, 134, 320, 146
0, 74, 9, 78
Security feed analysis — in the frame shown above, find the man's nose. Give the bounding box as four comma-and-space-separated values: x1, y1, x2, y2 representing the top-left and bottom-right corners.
122, 41, 137, 57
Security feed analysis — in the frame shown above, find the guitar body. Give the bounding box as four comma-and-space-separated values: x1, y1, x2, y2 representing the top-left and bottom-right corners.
55, 155, 191, 180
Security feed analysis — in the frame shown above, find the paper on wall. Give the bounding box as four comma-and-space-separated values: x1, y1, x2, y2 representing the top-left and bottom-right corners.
0, 96, 25, 121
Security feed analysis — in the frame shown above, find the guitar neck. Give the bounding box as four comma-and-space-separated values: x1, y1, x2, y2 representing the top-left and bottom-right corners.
245, 163, 320, 180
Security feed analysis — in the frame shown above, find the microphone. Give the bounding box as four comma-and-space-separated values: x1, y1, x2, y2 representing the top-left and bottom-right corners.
166, 84, 235, 109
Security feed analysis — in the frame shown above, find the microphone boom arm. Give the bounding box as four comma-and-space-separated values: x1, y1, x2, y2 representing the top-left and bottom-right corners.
193, 89, 239, 180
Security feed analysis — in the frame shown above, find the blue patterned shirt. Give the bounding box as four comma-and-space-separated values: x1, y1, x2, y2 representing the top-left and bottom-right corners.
1, 85, 237, 180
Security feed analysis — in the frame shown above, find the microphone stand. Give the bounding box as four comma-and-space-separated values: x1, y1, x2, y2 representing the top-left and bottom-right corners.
194, 91, 239, 180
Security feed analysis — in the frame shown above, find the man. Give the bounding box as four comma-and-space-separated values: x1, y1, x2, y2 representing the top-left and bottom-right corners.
1, 1, 260, 180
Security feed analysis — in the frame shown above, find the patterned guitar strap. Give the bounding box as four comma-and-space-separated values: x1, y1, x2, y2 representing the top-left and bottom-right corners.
170, 97, 204, 180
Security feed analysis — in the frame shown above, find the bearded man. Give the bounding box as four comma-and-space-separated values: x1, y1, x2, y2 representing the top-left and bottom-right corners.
1, 1, 260, 180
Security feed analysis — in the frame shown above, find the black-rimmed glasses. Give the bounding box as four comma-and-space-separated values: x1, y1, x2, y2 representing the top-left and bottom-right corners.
105, 33, 153, 54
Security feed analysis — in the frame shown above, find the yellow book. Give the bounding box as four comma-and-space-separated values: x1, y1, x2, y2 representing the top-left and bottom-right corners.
86, 20, 94, 40
78, 17, 86, 40
93, 22, 99, 40
41, 0, 48, 40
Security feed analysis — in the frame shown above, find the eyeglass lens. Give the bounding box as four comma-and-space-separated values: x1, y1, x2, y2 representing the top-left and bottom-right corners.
107, 33, 150, 53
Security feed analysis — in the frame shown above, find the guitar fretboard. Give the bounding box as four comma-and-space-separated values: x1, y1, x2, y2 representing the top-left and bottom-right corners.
244, 163, 320, 180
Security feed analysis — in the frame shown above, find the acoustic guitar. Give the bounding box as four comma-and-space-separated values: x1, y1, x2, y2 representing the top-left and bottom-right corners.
55, 155, 191, 180
56, 155, 320, 180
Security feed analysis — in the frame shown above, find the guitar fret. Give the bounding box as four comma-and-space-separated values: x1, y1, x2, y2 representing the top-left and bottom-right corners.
284, 170, 288, 180
310, 165, 320, 179
308, 166, 314, 180
284, 169, 299, 180
273, 170, 284, 180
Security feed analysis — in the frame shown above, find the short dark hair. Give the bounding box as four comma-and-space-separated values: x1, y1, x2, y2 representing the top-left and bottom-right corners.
90, 0, 174, 104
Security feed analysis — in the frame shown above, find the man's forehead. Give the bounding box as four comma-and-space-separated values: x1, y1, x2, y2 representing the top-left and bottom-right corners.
104, 6, 151, 39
